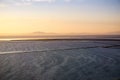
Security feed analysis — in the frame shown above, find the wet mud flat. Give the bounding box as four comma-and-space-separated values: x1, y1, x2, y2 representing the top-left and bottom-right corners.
0, 40, 120, 80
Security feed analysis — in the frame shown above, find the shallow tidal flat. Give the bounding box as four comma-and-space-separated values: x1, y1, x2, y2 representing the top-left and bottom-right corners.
0, 40, 120, 80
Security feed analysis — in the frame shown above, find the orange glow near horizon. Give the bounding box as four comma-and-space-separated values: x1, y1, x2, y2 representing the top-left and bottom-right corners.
0, 16, 119, 36
0, 0, 120, 37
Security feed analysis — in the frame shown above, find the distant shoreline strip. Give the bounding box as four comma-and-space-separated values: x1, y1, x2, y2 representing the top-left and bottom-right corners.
10, 39, 120, 41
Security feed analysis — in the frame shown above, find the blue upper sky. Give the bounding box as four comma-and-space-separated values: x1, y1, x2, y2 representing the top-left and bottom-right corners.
0, 0, 119, 7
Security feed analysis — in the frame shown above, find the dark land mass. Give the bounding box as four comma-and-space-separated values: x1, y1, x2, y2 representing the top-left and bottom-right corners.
11, 38, 120, 41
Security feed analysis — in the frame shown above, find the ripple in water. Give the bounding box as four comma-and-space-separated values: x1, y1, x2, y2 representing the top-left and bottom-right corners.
0, 41, 120, 80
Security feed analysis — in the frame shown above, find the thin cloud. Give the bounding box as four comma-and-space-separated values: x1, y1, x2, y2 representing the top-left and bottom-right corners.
64, 0, 72, 2
15, 2, 32, 6
0, 0, 55, 6
0, 3, 7, 7
0, 0, 82, 7
0, 0, 56, 3
32, 0, 55, 3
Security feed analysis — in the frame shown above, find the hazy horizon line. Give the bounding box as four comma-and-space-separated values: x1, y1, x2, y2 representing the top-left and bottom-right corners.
0, 34, 120, 39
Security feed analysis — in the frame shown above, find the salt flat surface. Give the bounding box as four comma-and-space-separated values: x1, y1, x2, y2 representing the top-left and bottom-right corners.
0, 41, 120, 80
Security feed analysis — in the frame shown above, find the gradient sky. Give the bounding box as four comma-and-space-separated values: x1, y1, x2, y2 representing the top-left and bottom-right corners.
0, 0, 120, 36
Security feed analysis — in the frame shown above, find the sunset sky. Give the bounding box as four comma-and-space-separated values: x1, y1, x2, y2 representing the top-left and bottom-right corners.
0, 0, 120, 37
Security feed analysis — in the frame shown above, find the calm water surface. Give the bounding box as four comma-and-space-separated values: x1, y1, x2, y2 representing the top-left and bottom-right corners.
0, 40, 120, 80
